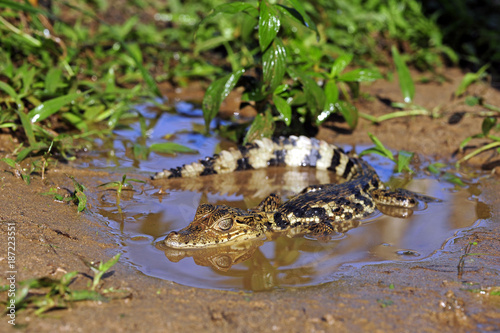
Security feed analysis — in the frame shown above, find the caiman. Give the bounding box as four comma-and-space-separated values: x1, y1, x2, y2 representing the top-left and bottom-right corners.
153, 136, 432, 249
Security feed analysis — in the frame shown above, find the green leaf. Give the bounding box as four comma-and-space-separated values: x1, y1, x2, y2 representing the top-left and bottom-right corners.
273, 95, 291, 126
120, 42, 161, 97
465, 96, 480, 106
115, 16, 139, 40
133, 143, 150, 160
262, 38, 287, 93
15, 110, 37, 146
75, 191, 87, 212
45, 68, 63, 94
202, 2, 257, 23
0, 0, 54, 17
455, 64, 489, 97
482, 117, 497, 136
15, 142, 48, 162
0, 81, 19, 101
1, 157, 16, 168
259, 0, 281, 51
427, 162, 446, 175
443, 172, 465, 187
91, 253, 121, 291
279, 0, 318, 35
292, 70, 324, 118
317, 80, 339, 124
338, 68, 383, 82
273, 84, 289, 95
458, 134, 480, 151
335, 100, 358, 129
391, 46, 415, 103
68, 290, 107, 302
361, 133, 395, 161
150, 142, 198, 154
244, 108, 275, 144
21, 67, 36, 96
396, 150, 413, 173
202, 68, 245, 132
99, 253, 121, 273
28, 93, 81, 123
330, 54, 353, 78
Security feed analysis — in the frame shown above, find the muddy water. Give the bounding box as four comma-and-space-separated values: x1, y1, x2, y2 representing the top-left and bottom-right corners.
82, 106, 487, 291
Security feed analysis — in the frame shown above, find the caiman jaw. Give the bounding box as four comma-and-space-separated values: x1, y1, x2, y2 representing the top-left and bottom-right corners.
164, 203, 264, 249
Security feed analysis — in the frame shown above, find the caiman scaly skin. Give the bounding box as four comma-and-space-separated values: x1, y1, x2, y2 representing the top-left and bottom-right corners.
153, 136, 421, 249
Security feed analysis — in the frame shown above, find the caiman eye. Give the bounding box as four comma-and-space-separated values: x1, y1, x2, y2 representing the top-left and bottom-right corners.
217, 218, 233, 231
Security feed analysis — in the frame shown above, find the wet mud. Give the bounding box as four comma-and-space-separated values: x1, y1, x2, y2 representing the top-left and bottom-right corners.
1, 69, 500, 332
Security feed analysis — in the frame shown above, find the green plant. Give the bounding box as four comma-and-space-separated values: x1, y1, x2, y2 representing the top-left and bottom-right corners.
457, 116, 500, 166
0, 157, 37, 184
427, 163, 465, 187
98, 174, 145, 196
42, 175, 88, 211
3, 254, 123, 315
81, 253, 122, 291
360, 133, 413, 173
7, 271, 103, 316
199, 1, 383, 142
67, 175, 87, 212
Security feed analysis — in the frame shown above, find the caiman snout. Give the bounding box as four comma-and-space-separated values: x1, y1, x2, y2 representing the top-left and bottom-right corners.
164, 231, 183, 248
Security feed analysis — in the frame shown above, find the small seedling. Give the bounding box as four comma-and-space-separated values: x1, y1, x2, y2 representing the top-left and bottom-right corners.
81, 253, 122, 291
427, 163, 466, 187
360, 133, 413, 173
6, 271, 105, 316
377, 298, 394, 308
455, 64, 489, 97
1, 157, 37, 185
99, 174, 145, 196
67, 175, 88, 212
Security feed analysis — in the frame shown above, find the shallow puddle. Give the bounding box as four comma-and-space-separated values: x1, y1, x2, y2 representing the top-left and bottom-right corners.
81, 105, 489, 291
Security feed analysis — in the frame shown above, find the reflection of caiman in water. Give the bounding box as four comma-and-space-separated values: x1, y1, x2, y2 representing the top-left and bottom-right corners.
157, 239, 263, 272
153, 136, 438, 249
157, 235, 342, 290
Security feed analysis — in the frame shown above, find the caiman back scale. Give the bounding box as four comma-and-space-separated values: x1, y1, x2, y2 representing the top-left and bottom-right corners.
153, 136, 419, 249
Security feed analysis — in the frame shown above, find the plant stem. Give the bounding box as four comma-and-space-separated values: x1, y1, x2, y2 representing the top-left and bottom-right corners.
360, 109, 430, 123
457, 141, 500, 166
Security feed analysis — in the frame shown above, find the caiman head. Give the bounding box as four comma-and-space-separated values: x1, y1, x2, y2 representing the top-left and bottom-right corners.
164, 203, 265, 249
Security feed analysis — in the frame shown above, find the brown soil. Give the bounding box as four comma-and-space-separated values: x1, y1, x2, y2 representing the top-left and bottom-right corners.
1, 70, 500, 332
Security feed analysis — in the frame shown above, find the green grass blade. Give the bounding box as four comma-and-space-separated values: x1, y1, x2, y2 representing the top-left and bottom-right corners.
391, 46, 415, 103
0, 81, 19, 102
149, 142, 198, 154
15, 110, 37, 146
120, 42, 161, 97
28, 93, 81, 123
45, 68, 63, 94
